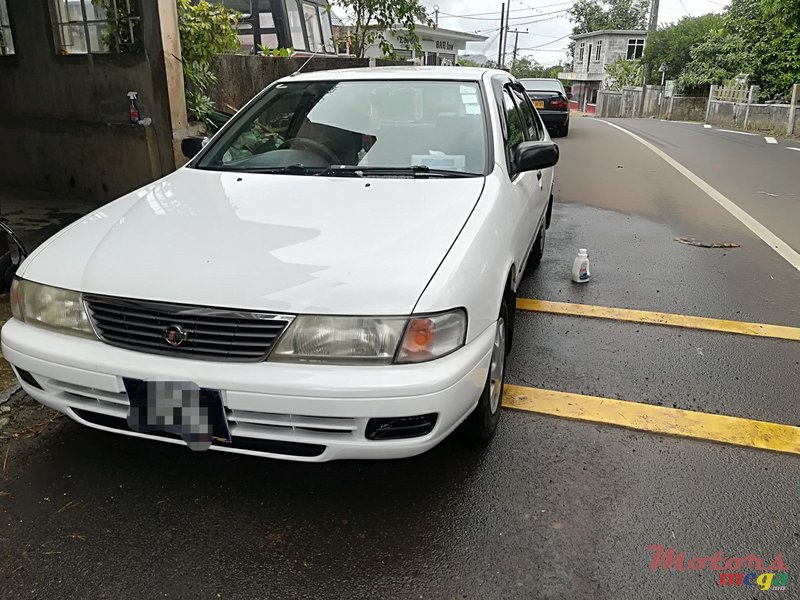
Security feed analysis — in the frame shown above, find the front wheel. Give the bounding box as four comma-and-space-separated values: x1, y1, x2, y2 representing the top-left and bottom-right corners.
526, 225, 546, 272
465, 301, 508, 441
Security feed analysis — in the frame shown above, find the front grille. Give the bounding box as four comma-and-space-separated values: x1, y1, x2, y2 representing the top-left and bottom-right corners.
72, 409, 326, 457
84, 295, 293, 362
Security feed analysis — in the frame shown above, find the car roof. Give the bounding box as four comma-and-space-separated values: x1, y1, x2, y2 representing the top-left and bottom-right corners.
519, 78, 561, 83
280, 66, 501, 83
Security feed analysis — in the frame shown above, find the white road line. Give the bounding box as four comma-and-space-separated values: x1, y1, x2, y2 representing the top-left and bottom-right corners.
703, 124, 712, 128
716, 129, 758, 136
788, 148, 800, 152
765, 137, 778, 144
596, 119, 800, 272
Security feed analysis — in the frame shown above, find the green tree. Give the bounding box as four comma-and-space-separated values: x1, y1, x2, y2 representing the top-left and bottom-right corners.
337, 0, 433, 59
678, 29, 750, 93
568, 0, 650, 33
177, 0, 241, 128
510, 57, 566, 79
642, 14, 723, 83
678, 0, 800, 98
605, 56, 643, 89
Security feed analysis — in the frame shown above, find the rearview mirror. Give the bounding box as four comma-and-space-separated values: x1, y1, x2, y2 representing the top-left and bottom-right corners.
514, 141, 559, 173
181, 137, 205, 159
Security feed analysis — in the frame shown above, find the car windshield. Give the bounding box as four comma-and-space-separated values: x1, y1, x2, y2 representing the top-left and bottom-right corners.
522, 80, 563, 93
195, 80, 488, 176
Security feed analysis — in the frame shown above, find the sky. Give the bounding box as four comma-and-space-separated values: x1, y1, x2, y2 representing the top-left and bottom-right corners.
408, 0, 731, 66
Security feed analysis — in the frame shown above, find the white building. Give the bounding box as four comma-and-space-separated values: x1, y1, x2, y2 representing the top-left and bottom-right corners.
344, 24, 487, 65
558, 30, 647, 112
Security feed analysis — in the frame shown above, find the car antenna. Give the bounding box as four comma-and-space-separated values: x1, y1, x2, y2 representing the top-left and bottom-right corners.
290, 47, 323, 76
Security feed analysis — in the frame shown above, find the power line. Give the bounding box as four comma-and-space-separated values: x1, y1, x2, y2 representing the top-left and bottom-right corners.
516, 33, 571, 50
437, 8, 567, 21
434, 1, 573, 18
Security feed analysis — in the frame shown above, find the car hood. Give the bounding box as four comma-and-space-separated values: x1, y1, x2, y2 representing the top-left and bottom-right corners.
21, 169, 485, 315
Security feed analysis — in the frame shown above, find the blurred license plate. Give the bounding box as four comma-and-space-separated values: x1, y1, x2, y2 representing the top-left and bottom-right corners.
533, 100, 545, 109
124, 379, 231, 451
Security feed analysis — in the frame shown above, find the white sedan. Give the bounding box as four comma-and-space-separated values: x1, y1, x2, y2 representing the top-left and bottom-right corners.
2, 67, 558, 461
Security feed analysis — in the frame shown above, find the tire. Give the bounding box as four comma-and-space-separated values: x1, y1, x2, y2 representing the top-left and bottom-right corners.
465, 300, 508, 442
561, 121, 569, 137
545, 193, 554, 229
526, 225, 546, 272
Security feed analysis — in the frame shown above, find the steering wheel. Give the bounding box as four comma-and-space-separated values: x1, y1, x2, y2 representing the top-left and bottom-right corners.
278, 137, 341, 164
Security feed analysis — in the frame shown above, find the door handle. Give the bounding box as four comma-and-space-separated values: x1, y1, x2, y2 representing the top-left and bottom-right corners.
536, 171, 543, 180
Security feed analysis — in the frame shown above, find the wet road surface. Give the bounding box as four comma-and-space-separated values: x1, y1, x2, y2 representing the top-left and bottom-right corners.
1, 117, 798, 599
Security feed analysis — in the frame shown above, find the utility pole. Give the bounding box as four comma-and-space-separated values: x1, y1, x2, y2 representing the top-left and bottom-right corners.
497, 3, 505, 66
648, 0, 660, 32
640, 0, 660, 93
509, 29, 528, 70
501, 0, 511, 67
434, 4, 439, 27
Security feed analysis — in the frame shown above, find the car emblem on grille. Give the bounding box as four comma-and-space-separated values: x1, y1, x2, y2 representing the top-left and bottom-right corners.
164, 325, 188, 347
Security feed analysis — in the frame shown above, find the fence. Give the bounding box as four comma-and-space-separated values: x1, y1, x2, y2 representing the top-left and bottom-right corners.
714, 84, 749, 103
705, 84, 800, 135
596, 85, 706, 121
596, 82, 800, 135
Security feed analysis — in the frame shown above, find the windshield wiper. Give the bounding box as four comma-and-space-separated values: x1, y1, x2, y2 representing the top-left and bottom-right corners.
237, 164, 325, 175
318, 165, 481, 178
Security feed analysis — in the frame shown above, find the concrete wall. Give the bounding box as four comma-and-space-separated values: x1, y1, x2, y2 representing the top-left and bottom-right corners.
209, 55, 409, 111
620, 87, 640, 118
706, 100, 798, 133
598, 87, 707, 122
641, 85, 663, 118
663, 96, 707, 122
596, 90, 621, 117
0, 0, 177, 202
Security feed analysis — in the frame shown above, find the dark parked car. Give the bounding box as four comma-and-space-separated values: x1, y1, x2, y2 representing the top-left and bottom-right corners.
520, 78, 570, 138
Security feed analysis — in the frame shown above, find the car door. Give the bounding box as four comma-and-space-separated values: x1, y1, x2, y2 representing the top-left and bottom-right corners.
494, 79, 545, 274
510, 84, 552, 225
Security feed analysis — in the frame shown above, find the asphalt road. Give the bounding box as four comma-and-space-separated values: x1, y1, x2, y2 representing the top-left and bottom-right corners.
1, 117, 798, 599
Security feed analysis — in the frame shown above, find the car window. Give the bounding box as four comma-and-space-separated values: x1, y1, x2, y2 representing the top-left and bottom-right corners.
511, 88, 542, 141
501, 88, 525, 169
521, 79, 564, 93
197, 80, 488, 175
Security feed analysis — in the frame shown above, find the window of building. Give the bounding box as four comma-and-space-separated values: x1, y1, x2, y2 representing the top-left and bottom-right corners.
595, 40, 602, 61
627, 38, 644, 60
284, 0, 306, 50
320, 8, 334, 53
578, 41, 584, 62
0, 0, 14, 55
302, 2, 323, 52
49, 0, 141, 55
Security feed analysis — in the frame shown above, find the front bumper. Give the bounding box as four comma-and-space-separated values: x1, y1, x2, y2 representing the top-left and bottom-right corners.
1, 319, 494, 462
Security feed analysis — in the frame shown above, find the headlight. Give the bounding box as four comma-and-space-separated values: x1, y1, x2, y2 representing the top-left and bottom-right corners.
269, 309, 467, 365
10, 278, 95, 338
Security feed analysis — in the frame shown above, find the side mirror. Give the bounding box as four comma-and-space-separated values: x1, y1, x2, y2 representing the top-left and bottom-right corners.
514, 141, 559, 173
181, 137, 205, 159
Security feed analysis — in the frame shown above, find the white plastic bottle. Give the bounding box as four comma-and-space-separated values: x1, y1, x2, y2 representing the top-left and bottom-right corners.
571, 249, 590, 283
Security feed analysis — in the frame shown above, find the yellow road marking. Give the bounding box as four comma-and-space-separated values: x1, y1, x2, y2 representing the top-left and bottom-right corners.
503, 384, 800, 455
516, 298, 800, 342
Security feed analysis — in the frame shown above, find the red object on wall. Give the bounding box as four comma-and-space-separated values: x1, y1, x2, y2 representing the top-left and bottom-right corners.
586, 104, 596, 114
